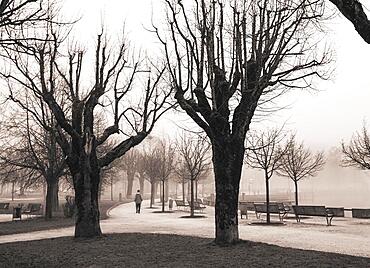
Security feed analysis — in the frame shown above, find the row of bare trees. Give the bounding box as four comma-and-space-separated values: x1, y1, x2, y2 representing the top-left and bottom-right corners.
246, 129, 325, 223
0, 0, 366, 246
119, 134, 211, 216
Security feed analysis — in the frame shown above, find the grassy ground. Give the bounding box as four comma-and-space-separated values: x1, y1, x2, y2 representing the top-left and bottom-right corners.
0, 233, 369, 267
0, 200, 124, 236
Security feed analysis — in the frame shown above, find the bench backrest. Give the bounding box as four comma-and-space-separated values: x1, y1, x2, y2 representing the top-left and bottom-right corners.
352, 208, 370, 218
175, 200, 185, 206
0, 203, 9, 210
30, 203, 42, 212
239, 201, 255, 211
24, 203, 42, 213
254, 203, 280, 213
292, 205, 327, 216
196, 199, 204, 204
326, 207, 344, 217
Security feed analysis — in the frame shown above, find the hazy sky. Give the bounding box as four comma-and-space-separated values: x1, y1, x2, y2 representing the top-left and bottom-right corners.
61, 0, 370, 150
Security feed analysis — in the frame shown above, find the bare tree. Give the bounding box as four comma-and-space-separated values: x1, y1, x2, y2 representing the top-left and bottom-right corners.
329, 0, 370, 43
246, 129, 287, 223
176, 133, 211, 217
0, 105, 65, 219
173, 162, 188, 202
277, 135, 325, 206
155, 0, 329, 244
142, 148, 161, 208
2, 23, 172, 237
135, 151, 147, 194
119, 149, 140, 198
342, 124, 370, 170
156, 139, 175, 212
0, 0, 45, 43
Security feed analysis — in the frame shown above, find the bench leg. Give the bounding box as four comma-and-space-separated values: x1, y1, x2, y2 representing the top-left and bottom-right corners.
326, 216, 333, 226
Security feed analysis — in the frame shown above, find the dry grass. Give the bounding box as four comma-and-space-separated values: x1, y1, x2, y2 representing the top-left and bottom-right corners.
0, 233, 369, 267
0, 200, 124, 236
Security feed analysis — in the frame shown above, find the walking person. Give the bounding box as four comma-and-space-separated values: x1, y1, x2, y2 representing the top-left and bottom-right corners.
134, 190, 143, 213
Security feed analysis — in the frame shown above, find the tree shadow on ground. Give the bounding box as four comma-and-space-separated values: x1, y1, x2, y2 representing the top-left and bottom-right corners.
0, 233, 369, 267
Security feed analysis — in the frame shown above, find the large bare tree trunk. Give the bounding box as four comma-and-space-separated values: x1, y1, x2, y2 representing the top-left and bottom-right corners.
190, 179, 194, 217
150, 182, 155, 208
73, 144, 102, 238
126, 171, 135, 198
265, 171, 271, 224
195, 180, 198, 201
161, 181, 165, 212
165, 180, 169, 202
182, 179, 185, 202
294, 180, 299, 206
45, 178, 59, 219
11, 182, 15, 201
139, 177, 145, 194
213, 139, 243, 245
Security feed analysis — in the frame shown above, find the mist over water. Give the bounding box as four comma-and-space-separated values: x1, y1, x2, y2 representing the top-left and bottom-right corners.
240, 148, 370, 208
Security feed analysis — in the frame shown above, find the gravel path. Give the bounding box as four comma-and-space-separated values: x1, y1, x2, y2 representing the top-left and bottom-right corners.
1, 200, 370, 258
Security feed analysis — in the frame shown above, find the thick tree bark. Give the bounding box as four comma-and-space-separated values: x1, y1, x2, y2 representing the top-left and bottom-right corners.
72, 139, 102, 238
74, 169, 102, 237
45, 179, 59, 219
294, 180, 299, 206
213, 138, 244, 245
329, 0, 370, 44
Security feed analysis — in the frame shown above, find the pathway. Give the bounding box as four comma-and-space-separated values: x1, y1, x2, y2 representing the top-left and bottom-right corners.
0, 200, 369, 258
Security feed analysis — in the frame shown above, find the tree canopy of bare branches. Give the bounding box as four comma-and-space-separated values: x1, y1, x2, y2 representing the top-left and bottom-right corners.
342, 124, 370, 170
0, 0, 46, 44
329, 0, 370, 43
246, 128, 287, 223
1, 17, 173, 237
156, 0, 329, 244
277, 135, 325, 205
0, 97, 66, 219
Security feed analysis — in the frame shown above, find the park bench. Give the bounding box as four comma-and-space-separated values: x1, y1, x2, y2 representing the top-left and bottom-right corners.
326, 207, 345, 217
175, 200, 189, 211
254, 203, 288, 221
0, 202, 10, 212
194, 201, 206, 211
239, 202, 256, 219
352, 208, 370, 218
22, 203, 42, 218
187, 200, 206, 212
292, 205, 334, 226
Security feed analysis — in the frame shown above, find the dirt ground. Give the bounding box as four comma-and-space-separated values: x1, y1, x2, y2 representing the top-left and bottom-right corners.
0, 200, 123, 236
0, 233, 369, 267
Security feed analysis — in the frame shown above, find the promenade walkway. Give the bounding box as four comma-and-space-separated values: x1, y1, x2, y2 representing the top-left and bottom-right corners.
0, 200, 369, 258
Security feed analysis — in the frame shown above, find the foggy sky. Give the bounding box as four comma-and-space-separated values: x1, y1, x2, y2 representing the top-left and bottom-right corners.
61, 0, 370, 150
